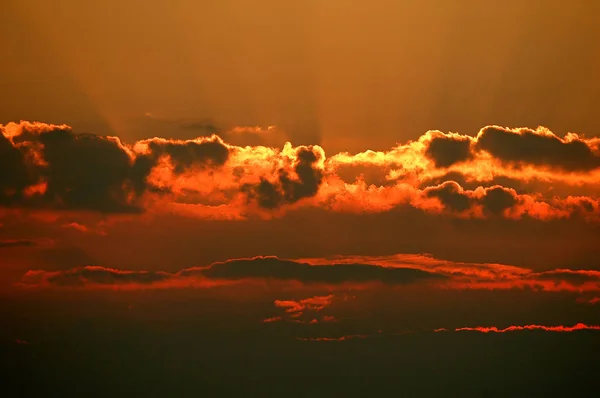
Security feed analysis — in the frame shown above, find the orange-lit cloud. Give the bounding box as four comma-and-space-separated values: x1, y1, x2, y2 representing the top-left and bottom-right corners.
262, 316, 283, 323
274, 294, 334, 315
577, 296, 600, 305
18, 257, 445, 290
298, 323, 600, 341
265, 294, 337, 324
16, 255, 600, 294
442, 323, 600, 333
2, 121, 599, 223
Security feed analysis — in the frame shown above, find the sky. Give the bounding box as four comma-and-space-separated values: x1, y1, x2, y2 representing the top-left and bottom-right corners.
1, 1, 600, 396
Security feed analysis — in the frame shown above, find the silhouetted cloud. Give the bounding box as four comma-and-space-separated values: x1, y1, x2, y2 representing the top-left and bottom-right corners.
37, 128, 145, 213
475, 126, 600, 172
0, 131, 33, 205
2, 121, 599, 223
0, 239, 37, 248
183, 256, 445, 285
22, 266, 171, 287
425, 134, 473, 167
423, 181, 519, 216
534, 269, 600, 286
425, 181, 473, 212
17, 254, 600, 293
242, 147, 324, 208
140, 136, 229, 174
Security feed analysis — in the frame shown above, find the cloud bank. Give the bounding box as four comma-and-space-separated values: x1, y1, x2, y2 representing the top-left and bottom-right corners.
1, 121, 599, 222
18, 254, 600, 294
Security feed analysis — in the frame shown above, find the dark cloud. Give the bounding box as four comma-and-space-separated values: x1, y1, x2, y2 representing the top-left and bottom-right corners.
38, 129, 145, 213
424, 181, 521, 216
0, 239, 37, 248
243, 147, 324, 209
534, 270, 600, 286
425, 181, 473, 212
480, 186, 518, 215
0, 125, 151, 213
19, 254, 600, 294
0, 124, 230, 213
579, 199, 595, 213
0, 133, 35, 205
425, 135, 473, 168
182, 256, 445, 285
33, 266, 172, 286
144, 137, 229, 174
475, 126, 600, 171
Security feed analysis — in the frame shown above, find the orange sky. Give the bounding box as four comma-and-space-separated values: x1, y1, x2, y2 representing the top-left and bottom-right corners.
1, 2, 600, 394
2, 0, 599, 153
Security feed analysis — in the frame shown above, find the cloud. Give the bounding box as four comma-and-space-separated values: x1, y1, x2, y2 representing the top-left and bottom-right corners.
296, 253, 600, 293
0, 238, 55, 250
1, 122, 147, 212
475, 126, 600, 172
419, 181, 597, 220
534, 269, 600, 286
182, 256, 446, 286
0, 121, 229, 213
17, 253, 600, 294
0, 128, 34, 204
298, 323, 600, 341
2, 121, 599, 223
576, 296, 600, 305
424, 133, 473, 167
242, 146, 324, 209
274, 294, 334, 314
137, 136, 229, 175
20, 255, 445, 289
265, 294, 337, 324
420, 125, 600, 173
312, 323, 600, 340
424, 181, 473, 212
446, 323, 600, 333
0, 239, 38, 248
21, 266, 172, 287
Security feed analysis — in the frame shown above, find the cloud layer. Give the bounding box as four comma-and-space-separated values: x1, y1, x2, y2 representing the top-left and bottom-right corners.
440, 323, 600, 333
1, 121, 599, 222
18, 254, 600, 295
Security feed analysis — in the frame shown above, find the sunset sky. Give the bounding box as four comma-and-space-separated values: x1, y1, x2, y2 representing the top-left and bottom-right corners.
2, 1, 600, 396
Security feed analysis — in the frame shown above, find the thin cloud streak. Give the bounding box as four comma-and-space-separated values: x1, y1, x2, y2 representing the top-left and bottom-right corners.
442, 323, 600, 333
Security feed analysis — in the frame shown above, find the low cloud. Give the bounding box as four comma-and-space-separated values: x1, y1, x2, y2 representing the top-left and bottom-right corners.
264, 294, 337, 324
17, 254, 600, 294
444, 323, 600, 333
0, 239, 38, 248
21, 266, 172, 287
182, 256, 445, 286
